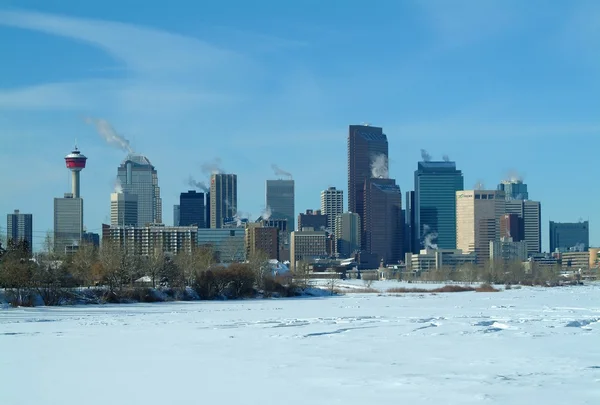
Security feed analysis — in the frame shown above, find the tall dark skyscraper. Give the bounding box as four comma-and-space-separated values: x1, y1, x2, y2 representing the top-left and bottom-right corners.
179, 190, 205, 227
266, 179, 295, 232
549, 221, 589, 252
210, 174, 237, 229
405, 191, 417, 253
348, 125, 388, 232
6, 210, 33, 248
363, 178, 403, 264
414, 161, 464, 250
205, 192, 210, 229
505, 200, 542, 255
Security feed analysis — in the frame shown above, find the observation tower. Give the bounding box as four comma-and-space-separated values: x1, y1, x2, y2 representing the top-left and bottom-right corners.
64, 147, 87, 198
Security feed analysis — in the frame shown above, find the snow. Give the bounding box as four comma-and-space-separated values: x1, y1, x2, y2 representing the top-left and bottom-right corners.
1, 285, 600, 404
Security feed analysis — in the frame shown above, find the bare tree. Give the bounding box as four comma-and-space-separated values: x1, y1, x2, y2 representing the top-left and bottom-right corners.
247, 249, 270, 290
145, 248, 165, 288
219, 236, 245, 263
98, 241, 125, 291
71, 242, 97, 287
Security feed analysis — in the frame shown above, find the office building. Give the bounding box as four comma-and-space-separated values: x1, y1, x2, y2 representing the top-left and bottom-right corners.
102, 224, 198, 256
405, 191, 417, 254
321, 187, 343, 232
197, 228, 245, 262
116, 154, 162, 226
6, 210, 33, 248
415, 161, 464, 250
363, 178, 403, 264
549, 221, 589, 253
348, 125, 388, 231
245, 223, 279, 260
456, 190, 506, 263
205, 192, 210, 229
180, 190, 205, 227
490, 238, 528, 262
498, 179, 529, 200
210, 174, 237, 229
405, 249, 477, 274
54, 194, 84, 254
505, 200, 541, 255
500, 213, 524, 241
266, 179, 295, 231
110, 192, 138, 227
298, 209, 328, 232
173, 205, 180, 227
335, 212, 361, 258
290, 229, 328, 270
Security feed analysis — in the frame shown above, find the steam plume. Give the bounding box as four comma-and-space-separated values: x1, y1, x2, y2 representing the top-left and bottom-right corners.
420, 149, 432, 162
188, 176, 208, 192
86, 117, 133, 153
474, 180, 485, 190
422, 224, 438, 250
442, 154, 450, 162
201, 158, 224, 175
114, 178, 123, 194
504, 170, 524, 183
261, 206, 272, 221
370, 154, 389, 179
271, 164, 292, 179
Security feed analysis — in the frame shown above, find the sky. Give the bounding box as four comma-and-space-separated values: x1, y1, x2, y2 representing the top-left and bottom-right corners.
0, 0, 599, 251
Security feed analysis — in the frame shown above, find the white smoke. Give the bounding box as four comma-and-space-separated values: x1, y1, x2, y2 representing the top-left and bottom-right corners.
474, 180, 485, 190
201, 158, 224, 175
420, 149, 432, 162
504, 170, 524, 183
86, 117, 133, 153
271, 164, 292, 179
114, 178, 123, 194
370, 154, 389, 179
442, 154, 450, 162
188, 176, 208, 192
571, 243, 585, 252
261, 206, 272, 221
422, 224, 438, 250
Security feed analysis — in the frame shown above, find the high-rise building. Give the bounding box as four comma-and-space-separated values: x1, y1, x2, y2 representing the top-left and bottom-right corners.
266, 179, 295, 232
298, 209, 328, 231
210, 174, 237, 229
490, 238, 528, 262
110, 192, 138, 227
54, 194, 84, 255
245, 223, 279, 260
320, 187, 343, 232
498, 179, 529, 200
6, 210, 33, 249
205, 192, 210, 229
456, 190, 506, 263
179, 190, 205, 227
54, 146, 87, 255
405, 191, 417, 254
173, 205, 180, 226
335, 212, 361, 258
505, 200, 541, 255
363, 178, 403, 265
102, 224, 197, 256
116, 154, 162, 226
500, 213, 524, 241
415, 161, 464, 250
290, 229, 328, 270
549, 221, 589, 252
348, 125, 388, 231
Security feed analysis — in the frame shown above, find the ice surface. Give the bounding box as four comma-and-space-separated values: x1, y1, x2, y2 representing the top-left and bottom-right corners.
1, 285, 600, 404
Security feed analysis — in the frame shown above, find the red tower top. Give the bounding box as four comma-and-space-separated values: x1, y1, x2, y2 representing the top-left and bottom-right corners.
65, 147, 87, 171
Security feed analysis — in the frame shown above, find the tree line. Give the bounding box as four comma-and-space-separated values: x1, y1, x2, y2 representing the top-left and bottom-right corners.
0, 238, 294, 307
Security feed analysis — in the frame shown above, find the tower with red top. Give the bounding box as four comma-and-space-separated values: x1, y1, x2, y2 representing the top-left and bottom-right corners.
64, 146, 87, 198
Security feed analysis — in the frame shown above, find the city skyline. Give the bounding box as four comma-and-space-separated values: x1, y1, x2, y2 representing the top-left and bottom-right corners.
1, 3, 599, 250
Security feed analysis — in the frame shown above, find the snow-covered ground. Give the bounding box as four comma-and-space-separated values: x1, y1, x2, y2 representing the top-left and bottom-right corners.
1, 286, 599, 404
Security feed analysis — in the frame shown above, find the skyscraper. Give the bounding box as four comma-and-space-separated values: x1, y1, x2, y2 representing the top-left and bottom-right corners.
6, 210, 33, 248
348, 125, 388, 229
498, 179, 529, 200
549, 221, 589, 252
173, 205, 180, 227
456, 190, 506, 263
116, 154, 162, 226
500, 213, 524, 241
110, 192, 138, 227
320, 187, 344, 232
266, 179, 295, 232
414, 161, 464, 250
505, 200, 541, 255
363, 178, 403, 264
335, 212, 361, 258
210, 174, 237, 229
180, 190, 205, 227
405, 191, 417, 253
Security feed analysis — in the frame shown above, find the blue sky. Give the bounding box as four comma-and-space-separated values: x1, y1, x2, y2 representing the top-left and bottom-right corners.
1, 0, 599, 251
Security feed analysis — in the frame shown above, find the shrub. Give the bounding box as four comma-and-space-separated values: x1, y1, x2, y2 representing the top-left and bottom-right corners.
386, 285, 475, 294
475, 283, 500, 292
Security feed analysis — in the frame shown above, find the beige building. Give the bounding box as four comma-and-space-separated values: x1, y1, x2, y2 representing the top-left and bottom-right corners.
290, 229, 328, 270
245, 222, 279, 260
405, 249, 477, 274
456, 190, 505, 264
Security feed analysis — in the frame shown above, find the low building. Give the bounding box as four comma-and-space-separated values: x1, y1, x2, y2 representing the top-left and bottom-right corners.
490, 237, 528, 262
245, 223, 279, 260
197, 228, 245, 262
560, 251, 590, 273
290, 229, 328, 271
405, 249, 477, 274
102, 224, 198, 256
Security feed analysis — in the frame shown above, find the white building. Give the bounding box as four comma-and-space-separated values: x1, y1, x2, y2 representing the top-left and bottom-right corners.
110, 192, 138, 227
321, 187, 344, 232
405, 249, 477, 274
290, 229, 328, 270
54, 194, 83, 254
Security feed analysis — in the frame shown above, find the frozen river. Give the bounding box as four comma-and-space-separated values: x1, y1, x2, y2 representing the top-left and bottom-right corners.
1, 284, 599, 404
